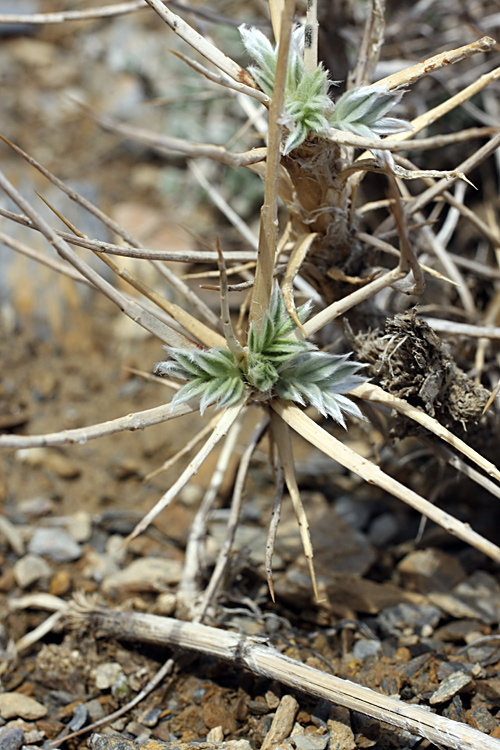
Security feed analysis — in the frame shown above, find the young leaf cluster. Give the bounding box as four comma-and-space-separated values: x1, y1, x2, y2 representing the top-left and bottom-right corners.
240, 25, 409, 153
155, 286, 365, 425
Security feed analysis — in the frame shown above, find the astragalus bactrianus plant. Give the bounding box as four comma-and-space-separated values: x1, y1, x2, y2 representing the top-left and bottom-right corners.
2, 0, 500, 616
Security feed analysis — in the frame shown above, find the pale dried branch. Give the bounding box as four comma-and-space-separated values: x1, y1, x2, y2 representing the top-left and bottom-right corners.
301, 265, 406, 338
273, 400, 500, 564
0, 170, 190, 348
188, 161, 259, 251
353, 382, 500, 484
67, 606, 500, 750
0, 134, 221, 330
145, 412, 223, 481
216, 242, 245, 357
0, 0, 145, 24
250, 0, 296, 326
376, 36, 497, 91
71, 106, 268, 168
124, 400, 247, 545
270, 411, 320, 602
0, 207, 258, 262
350, 0, 386, 87
265, 460, 284, 602
282, 232, 318, 334
0, 401, 194, 450
178, 416, 245, 618
355, 232, 458, 286
303, 0, 318, 72
422, 318, 500, 340
0, 230, 93, 287
38, 192, 225, 349
143, 0, 254, 85
196, 415, 270, 620
171, 49, 270, 105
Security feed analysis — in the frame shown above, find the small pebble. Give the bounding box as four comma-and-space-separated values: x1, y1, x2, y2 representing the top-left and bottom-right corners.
293, 735, 328, 750
29, 528, 82, 562
17, 497, 55, 518
352, 640, 381, 660
206, 726, 224, 743
0, 693, 47, 720
135, 707, 162, 728
84, 699, 106, 722
429, 672, 474, 705
67, 511, 92, 543
69, 703, 88, 732
49, 570, 71, 597
0, 517, 24, 556
327, 718, 356, 750
93, 663, 127, 692
102, 557, 183, 594
377, 603, 441, 637
13, 554, 52, 589
0, 726, 24, 750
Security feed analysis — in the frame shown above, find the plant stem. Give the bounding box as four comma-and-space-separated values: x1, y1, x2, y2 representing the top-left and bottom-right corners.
249, 0, 296, 329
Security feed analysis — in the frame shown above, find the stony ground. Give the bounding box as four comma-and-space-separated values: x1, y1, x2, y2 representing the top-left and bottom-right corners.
2, 1, 500, 749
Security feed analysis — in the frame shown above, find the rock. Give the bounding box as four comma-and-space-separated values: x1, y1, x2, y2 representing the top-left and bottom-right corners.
29, 527, 82, 562
452, 572, 500, 624
67, 511, 92, 543
102, 557, 183, 594
85, 699, 106, 722
429, 672, 474, 704
0, 516, 24, 555
206, 727, 224, 743
327, 718, 356, 750
352, 640, 382, 660
69, 702, 89, 732
368, 512, 400, 547
293, 734, 328, 750
377, 603, 441, 637
93, 662, 127, 692
17, 496, 55, 518
49, 570, 71, 596
13, 553, 52, 588
0, 726, 24, 750
476, 677, 500, 704
397, 548, 465, 594
0, 693, 47, 720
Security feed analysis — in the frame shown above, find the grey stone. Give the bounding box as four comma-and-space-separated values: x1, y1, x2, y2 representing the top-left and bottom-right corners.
29, 527, 82, 562
429, 672, 474, 704
0, 726, 24, 750
0, 693, 47, 720
352, 640, 382, 660
13, 553, 52, 588
293, 735, 328, 750
377, 603, 441, 637
102, 557, 183, 594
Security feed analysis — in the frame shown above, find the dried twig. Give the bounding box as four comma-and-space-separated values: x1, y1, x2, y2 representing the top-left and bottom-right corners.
0, 401, 194, 449
273, 400, 500, 563
67, 605, 500, 750
270, 411, 320, 602
124, 401, 247, 545
250, 0, 296, 326
196, 415, 270, 620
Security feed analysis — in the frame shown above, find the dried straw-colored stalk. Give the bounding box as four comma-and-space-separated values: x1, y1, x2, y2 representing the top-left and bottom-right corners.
67, 605, 500, 750
273, 400, 500, 564
250, 0, 296, 327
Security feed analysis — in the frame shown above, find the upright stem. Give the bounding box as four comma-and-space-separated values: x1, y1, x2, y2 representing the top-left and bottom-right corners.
249, 0, 296, 329
303, 0, 318, 72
